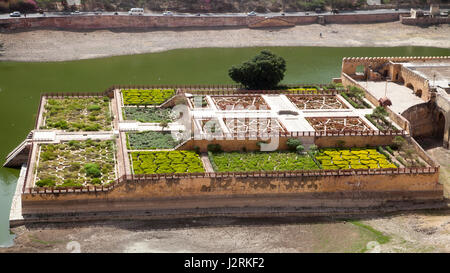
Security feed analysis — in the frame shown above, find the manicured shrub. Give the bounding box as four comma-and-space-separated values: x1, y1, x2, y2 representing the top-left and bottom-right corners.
122, 89, 175, 105
87, 104, 101, 111
286, 138, 302, 151
36, 178, 56, 187
131, 151, 204, 174
84, 163, 101, 178
296, 144, 305, 154
207, 144, 222, 153
40, 150, 57, 161
58, 179, 82, 188
90, 178, 102, 185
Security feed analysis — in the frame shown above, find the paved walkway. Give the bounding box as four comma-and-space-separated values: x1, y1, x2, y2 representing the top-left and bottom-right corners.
358, 81, 424, 114
9, 164, 26, 221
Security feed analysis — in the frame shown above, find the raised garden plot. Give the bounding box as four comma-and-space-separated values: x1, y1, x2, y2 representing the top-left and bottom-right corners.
365, 114, 399, 131
212, 96, 269, 110
34, 140, 116, 188
306, 117, 371, 132
131, 151, 204, 174
122, 89, 175, 105
286, 87, 318, 94
41, 97, 112, 131
189, 96, 209, 108
287, 95, 348, 110
127, 131, 180, 150
209, 152, 319, 172
225, 118, 285, 134
315, 148, 397, 170
123, 107, 178, 123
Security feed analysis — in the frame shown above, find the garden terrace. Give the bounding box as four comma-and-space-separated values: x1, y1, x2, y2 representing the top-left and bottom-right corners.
287, 95, 348, 110
340, 90, 372, 109
211, 95, 270, 110
34, 140, 116, 188
122, 107, 178, 123
41, 97, 112, 132
225, 118, 286, 134
127, 131, 180, 150
131, 151, 204, 174
121, 89, 175, 105
384, 140, 431, 168
365, 114, 399, 131
208, 152, 319, 172
306, 117, 372, 133
314, 147, 397, 170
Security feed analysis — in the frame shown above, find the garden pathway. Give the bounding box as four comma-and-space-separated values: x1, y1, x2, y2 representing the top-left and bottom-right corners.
200, 153, 214, 173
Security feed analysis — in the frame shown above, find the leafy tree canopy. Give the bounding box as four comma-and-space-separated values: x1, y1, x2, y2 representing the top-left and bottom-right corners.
228, 50, 286, 90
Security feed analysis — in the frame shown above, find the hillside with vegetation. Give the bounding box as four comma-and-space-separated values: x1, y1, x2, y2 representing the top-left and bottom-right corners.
0, 0, 448, 13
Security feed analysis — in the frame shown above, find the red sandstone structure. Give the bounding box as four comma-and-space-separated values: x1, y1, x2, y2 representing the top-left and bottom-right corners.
3, 80, 445, 225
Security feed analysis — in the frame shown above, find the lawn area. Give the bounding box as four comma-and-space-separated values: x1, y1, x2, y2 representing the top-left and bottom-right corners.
41, 97, 112, 131
127, 131, 181, 150
122, 89, 175, 105
131, 151, 204, 174
315, 147, 397, 170
34, 140, 116, 187
123, 107, 177, 123
208, 151, 319, 172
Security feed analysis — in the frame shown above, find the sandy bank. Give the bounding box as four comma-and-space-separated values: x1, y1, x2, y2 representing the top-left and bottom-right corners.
0, 22, 449, 62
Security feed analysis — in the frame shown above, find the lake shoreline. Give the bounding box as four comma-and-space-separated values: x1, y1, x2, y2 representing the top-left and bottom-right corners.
1, 22, 449, 62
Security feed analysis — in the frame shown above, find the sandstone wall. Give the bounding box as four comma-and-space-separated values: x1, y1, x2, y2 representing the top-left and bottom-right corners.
0, 13, 407, 31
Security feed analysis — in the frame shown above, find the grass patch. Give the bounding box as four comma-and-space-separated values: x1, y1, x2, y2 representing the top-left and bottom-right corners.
350, 221, 391, 251
123, 107, 177, 123
127, 131, 180, 150
208, 151, 319, 172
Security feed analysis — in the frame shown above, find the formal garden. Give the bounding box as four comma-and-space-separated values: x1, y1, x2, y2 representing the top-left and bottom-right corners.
34, 139, 116, 188
41, 97, 112, 131
306, 117, 371, 132
122, 88, 175, 105
314, 147, 398, 170
212, 95, 270, 110
127, 131, 181, 150
131, 151, 205, 174
287, 95, 348, 110
123, 107, 178, 123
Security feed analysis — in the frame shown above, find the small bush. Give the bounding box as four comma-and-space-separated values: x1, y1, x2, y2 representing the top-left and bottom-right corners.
87, 104, 101, 111
90, 178, 102, 185
296, 145, 305, 154
84, 163, 101, 178
392, 136, 406, 149
286, 138, 302, 151
207, 144, 222, 153
36, 178, 56, 187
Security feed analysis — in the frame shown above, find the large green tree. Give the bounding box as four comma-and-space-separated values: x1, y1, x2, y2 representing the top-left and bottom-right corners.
228, 50, 286, 90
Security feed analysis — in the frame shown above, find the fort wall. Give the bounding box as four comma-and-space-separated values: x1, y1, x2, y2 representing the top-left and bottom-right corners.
0, 12, 407, 31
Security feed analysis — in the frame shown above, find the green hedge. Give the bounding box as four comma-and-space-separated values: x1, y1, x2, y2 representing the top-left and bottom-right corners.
122, 89, 175, 105
131, 151, 204, 174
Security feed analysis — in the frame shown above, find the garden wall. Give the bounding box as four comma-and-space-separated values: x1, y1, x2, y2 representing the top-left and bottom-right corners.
21, 170, 443, 215
401, 16, 450, 26
0, 12, 407, 31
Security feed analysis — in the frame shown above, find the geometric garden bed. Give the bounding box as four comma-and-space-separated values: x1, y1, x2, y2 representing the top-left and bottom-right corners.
34, 140, 116, 188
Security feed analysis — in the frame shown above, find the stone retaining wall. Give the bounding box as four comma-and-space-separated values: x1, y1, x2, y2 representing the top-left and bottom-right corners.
0, 12, 407, 31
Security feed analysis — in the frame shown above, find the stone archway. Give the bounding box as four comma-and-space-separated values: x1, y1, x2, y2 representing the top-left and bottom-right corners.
435, 112, 446, 142
406, 83, 414, 91
415, 89, 422, 98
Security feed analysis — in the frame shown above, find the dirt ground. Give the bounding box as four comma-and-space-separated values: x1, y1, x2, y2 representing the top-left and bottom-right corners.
1, 210, 449, 253
0, 22, 449, 62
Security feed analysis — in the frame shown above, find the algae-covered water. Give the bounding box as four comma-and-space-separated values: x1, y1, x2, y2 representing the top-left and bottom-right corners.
1, 46, 449, 246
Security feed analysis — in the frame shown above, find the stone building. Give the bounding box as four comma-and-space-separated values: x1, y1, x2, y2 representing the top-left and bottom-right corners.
341, 56, 450, 148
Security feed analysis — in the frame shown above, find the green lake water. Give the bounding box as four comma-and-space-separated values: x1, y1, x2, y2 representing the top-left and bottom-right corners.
1, 46, 449, 246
